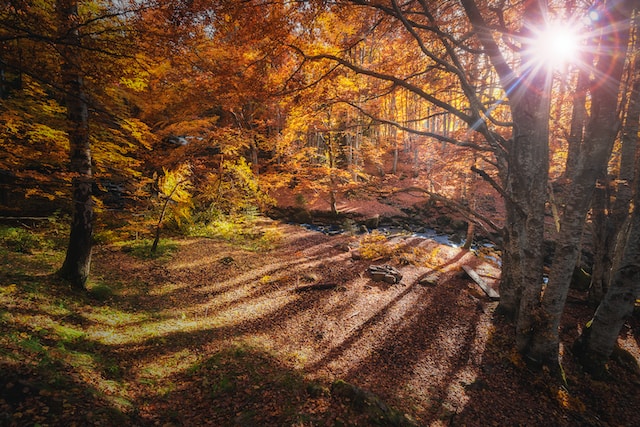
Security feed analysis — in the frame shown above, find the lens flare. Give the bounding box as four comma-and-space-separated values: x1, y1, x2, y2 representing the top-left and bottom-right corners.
530, 21, 581, 69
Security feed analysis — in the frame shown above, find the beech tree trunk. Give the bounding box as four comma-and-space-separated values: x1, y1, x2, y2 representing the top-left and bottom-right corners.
461, 0, 550, 337
56, 0, 93, 290
527, 2, 632, 366
590, 26, 640, 304
574, 179, 640, 377
589, 178, 614, 304
563, 67, 589, 181
508, 96, 550, 354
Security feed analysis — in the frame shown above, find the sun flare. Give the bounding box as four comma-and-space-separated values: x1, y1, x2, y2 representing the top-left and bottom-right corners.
531, 21, 582, 69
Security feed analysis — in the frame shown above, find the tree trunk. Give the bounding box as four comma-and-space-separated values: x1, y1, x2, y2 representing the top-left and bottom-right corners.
460, 0, 549, 327
462, 222, 475, 250
563, 67, 589, 181
151, 180, 184, 255
56, 0, 93, 291
573, 190, 640, 378
527, 2, 632, 366
590, 30, 640, 304
589, 178, 614, 304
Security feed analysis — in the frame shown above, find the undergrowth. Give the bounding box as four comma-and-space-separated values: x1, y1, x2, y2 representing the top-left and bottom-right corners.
0, 219, 415, 426
186, 214, 283, 251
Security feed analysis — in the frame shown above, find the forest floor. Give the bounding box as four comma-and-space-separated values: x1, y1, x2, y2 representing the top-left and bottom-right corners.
1, 215, 639, 426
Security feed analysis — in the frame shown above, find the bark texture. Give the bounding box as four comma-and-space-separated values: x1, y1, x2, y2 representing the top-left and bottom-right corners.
460, 0, 549, 329
574, 198, 640, 377
590, 22, 640, 303
527, 1, 633, 366
56, 0, 93, 290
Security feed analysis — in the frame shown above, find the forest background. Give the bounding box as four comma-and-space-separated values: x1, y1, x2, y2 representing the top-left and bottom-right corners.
1, 0, 639, 424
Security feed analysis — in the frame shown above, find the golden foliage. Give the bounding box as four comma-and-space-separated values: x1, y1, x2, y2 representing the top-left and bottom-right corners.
359, 232, 399, 260
554, 387, 586, 413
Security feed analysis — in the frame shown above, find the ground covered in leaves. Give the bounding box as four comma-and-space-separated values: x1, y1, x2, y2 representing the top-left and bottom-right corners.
1, 219, 639, 426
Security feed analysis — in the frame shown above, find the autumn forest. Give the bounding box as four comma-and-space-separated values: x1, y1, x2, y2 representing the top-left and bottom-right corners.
1, 1, 639, 426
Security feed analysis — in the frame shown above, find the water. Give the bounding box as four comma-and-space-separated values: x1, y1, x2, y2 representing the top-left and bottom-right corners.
299, 222, 502, 266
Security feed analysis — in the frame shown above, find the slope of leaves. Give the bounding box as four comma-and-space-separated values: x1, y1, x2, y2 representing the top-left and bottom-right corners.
0, 220, 638, 426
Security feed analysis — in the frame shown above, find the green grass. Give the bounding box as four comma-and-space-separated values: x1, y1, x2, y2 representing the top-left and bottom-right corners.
117, 238, 179, 259
87, 282, 115, 301
186, 214, 283, 251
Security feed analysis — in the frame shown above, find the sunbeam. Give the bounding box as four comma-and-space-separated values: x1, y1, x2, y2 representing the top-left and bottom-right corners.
530, 20, 582, 70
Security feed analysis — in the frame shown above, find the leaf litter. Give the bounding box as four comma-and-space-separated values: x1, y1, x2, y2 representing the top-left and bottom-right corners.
1, 221, 639, 426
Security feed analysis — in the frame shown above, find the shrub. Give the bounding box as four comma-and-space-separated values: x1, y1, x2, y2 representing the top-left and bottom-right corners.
359, 231, 398, 260
0, 226, 47, 253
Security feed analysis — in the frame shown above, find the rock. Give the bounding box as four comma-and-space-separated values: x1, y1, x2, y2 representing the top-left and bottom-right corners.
219, 256, 235, 265
363, 214, 380, 230
333, 242, 352, 252
418, 272, 438, 286
451, 219, 468, 230
368, 265, 403, 284
331, 380, 417, 427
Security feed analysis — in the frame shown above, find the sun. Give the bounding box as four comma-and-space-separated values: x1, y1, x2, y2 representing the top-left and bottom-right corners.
530, 21, 582, 69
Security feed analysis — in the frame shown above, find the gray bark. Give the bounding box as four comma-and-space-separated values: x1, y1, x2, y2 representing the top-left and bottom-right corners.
563, 67, 589, 180
574, 189, 640, 377
590, 27, 640, 303
528, 2, 632, 366
460, 0, 549, 329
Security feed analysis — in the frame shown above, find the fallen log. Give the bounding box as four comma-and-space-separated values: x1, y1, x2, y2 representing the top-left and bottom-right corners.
462, 265, 499, 301
294, 283, 338, 292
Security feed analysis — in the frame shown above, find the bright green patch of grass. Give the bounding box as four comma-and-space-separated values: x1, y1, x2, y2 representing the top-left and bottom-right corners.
187, 214, 283, 251
52, 323, 85, 343
119, 238, 179, 259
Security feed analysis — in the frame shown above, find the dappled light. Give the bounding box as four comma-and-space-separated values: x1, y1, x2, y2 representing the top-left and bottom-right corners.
1, 0, 639, 425
2, 218, 639, 425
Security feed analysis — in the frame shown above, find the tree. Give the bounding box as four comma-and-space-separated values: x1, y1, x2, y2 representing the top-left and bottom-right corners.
588, 10, 640, 304
573, 156, 640, 377
280, 0, 637, 371
527, 1, 634, 365
571, 7, 640, 376
151, 164, 192, 254
1, 0, 155, 288
55, 0, 93, 290
459, 0, 552, 358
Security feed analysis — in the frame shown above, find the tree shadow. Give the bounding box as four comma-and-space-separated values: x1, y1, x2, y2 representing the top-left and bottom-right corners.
6, 230, 638, 426
133, 343, 413, 426
0, 358, 133, 426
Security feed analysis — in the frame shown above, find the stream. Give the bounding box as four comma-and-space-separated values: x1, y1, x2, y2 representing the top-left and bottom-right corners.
298, 222, 502, 265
